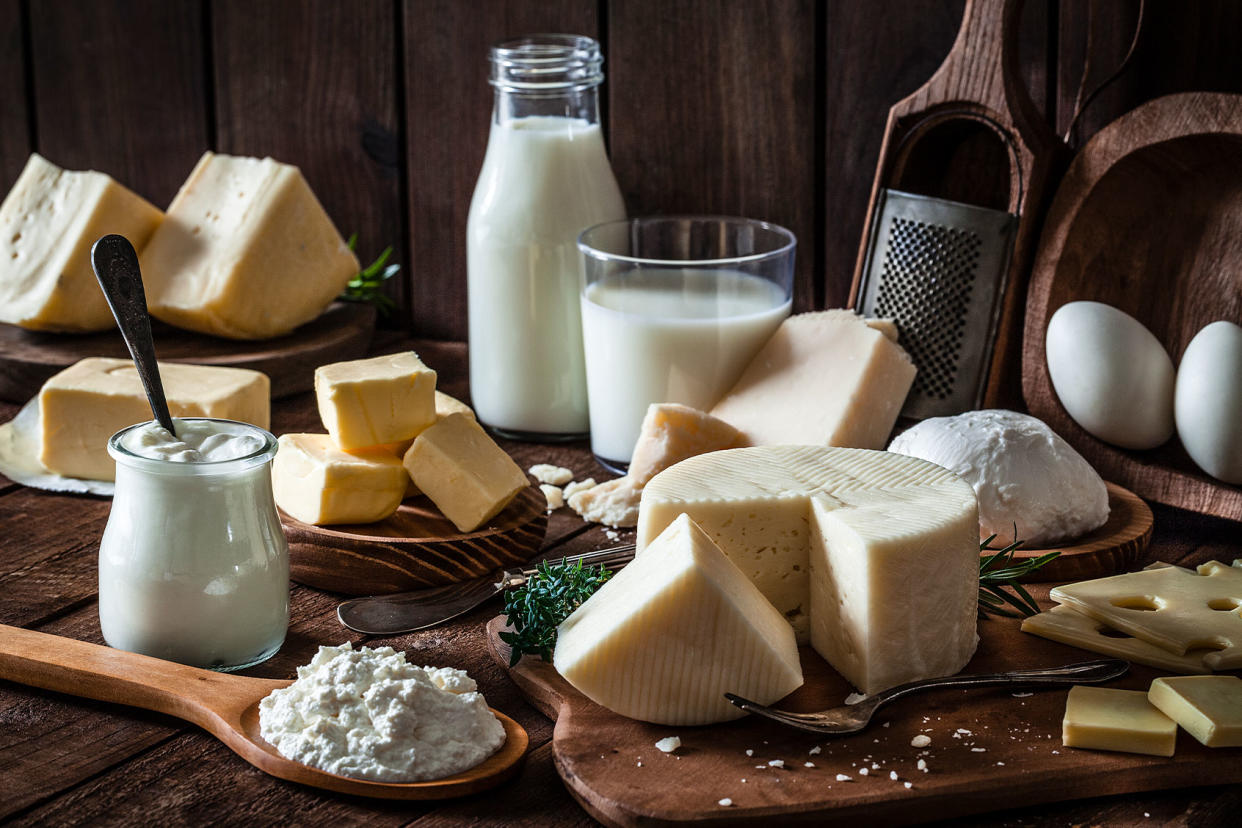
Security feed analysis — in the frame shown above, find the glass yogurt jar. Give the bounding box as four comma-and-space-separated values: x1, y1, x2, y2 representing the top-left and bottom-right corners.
98, 418, 289, 671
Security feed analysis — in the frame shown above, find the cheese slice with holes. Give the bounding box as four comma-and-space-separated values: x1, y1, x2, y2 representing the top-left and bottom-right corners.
1021, 605, 1211, 674
637, 446, 978, 694
1148, 675, 1242, 747
554, 513, 803, 725
1062, 686, 1177, 757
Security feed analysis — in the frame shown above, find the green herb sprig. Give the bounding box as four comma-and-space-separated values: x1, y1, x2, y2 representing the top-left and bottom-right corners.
978, 535, 1060, 618
499, 558, 613, 666
340, 233, 399, 316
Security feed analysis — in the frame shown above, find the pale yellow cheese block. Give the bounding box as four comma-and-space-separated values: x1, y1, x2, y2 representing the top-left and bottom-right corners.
709, 310, 916, 449
1062, 686, 1177, 757
383, 392, 474, 498
141, 152, 359, 339
554, 513, 804, 725
38, 358, 270, 481
403, 413, 527, 532
1149, 675, 1242, 747
0, 154, 163, 332
315, 352, 437, 450
272, 433, 407, 525
1021, 605, 1211, 674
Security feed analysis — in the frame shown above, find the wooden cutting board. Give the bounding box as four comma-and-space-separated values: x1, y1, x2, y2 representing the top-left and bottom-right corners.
487, 611, 1242, 826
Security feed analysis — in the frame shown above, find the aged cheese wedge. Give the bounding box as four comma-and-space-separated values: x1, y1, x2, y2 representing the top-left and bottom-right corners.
0, 154, 163, 332
272, 434, 407, 525
1062, 686, 1177, 757
1021, 605, 1211, 674
315, 352, 437, 450
554, 513, 803, 725
141, 152, 359, 339
39, 358, 269, 481
1148, 675, 1242, 747
709, 310, 916, 449
638, 446, 978, 694
1051, 561, 1242, 669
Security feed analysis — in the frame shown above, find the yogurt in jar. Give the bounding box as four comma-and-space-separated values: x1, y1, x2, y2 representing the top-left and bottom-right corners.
98, 418, 289, 671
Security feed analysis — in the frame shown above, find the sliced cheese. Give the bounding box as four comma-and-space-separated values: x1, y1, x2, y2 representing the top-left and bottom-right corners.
1021, 605, 1211, 674
315, 352, 437, 451
1148, 675, 1242, 747
141, 152, 359, 339
554, 513, 803, 725
709, 310, 916, 449
638, 446, 978, 694
272, 434, 407, 525
1062, 686, 1177, 757
38, 358, 269, 481
0, 154, 163, 332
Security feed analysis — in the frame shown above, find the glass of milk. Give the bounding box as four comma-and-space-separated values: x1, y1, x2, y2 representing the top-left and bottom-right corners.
578, 216, 795, 469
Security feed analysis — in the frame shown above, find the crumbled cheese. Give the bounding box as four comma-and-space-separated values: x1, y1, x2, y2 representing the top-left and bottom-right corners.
910, 735, 932, 748
718, 798, 733, 807
858, 767, 869, 776
745, 749, 754, 756
768, 759, 784, 768
563, 478, 597, 499
904, 781, 913, 789
528, 464, 573, 486
805, 761, 815, 768
917, 759, 927, 770
836, 774, 853, 782
809, 745, 822, 755
539, 483, 564, 511
971, 747, 987, 753
844, 692, 868, 705
956, 728, 972, 735
889, 770, 899, 780
655, 736, 681, 753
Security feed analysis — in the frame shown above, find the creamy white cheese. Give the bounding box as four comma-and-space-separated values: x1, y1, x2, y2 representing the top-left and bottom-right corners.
120, 418, 266, 463
258, 643, 505, 782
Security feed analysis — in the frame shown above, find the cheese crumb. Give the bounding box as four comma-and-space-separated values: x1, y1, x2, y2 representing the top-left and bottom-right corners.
844, 692, 868, 705
768, 759, 784, 768
745, 749, 754, 756
858, 767, 869, 776
563, 478, 597, 499
809, 745, 822, 755
637, 761, 642, 767
971, 747, 987, 753
805, 761, 815, 768
835, 774, 853, 782
889, 770, 899, 781
655, 736, 681, 753
718, 798, 733, 807
917, 759, 927, 771
904, 781, 913, 789
956, 728, 972, 735
539, 484, 564, 511
910, 735, 932, 748
528, 464, 573, 485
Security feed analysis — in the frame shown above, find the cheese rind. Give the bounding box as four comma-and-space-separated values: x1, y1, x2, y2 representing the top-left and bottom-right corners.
554, 514, 803, 725
1148, 676, 1242, 747
1062, 686, 1176, 757
1021, 606, 1211, 674
315, 352, 437, 450
38, 358, 269, 481
272, 434, 407, 525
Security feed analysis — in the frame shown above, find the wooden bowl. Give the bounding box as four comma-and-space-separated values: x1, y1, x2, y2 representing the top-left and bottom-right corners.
1023, 92, 1242, 520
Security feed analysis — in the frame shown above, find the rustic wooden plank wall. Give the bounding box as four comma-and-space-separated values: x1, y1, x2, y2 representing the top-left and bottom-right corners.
0, 0, 1240, 339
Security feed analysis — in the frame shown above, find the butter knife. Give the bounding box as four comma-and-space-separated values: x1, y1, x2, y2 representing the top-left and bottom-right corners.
336, 544, 637, 635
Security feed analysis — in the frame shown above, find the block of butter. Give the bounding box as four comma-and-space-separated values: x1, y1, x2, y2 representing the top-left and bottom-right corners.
1149, 675, 1242, 747
316, 352, 437, 451
403, 413, 526, 532
0, 154, 163, 332
1062, 685, 1176, 757
38, 358, 270, 481
395, 391, 476, 498
141, 152, 359, 339
272, 433, 407, 525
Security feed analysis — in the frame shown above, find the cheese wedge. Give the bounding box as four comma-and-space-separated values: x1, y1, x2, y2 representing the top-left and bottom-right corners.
0, 154, 163, 332
273, 434, 407, 525
315, 352, 437, 451
638, 446, 978, 694
141, 152, 359, 339
1062, 686, 1177, 756
1148, 675, 1242, 747
554, 514, 803, 725
1021, 605, 1210, 674
38, 358, 269, 481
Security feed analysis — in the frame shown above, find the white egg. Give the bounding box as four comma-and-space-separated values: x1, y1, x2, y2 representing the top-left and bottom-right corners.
1175, 320, 1242, 483
1045, 301, 1174, 450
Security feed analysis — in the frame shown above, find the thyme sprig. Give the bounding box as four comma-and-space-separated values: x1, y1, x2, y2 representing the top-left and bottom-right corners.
978, 535, 1060, 618
499, 558, 613, 667
339, 233, 399, 316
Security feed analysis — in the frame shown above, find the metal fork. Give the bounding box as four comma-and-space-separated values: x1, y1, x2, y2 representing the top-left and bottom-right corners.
724, 658, 1128, 736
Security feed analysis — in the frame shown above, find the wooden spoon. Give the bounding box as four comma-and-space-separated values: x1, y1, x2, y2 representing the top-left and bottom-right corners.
0, 625, 528, 799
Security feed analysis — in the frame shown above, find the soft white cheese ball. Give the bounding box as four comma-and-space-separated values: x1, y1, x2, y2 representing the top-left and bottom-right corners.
889, 410, 1109, 546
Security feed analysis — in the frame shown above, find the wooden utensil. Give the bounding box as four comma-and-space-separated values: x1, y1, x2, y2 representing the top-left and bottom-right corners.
0, 625, 528, 800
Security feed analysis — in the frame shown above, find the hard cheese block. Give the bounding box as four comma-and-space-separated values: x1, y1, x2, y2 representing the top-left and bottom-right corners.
0, 153, 163, 332
1063, 686, 1177, 757
272, 433, 407, 525
554, 513, 803, 725
1149, 676, 1242, 747
637, 446, 979, 694
1022, 605, 1210, 674
141, 152, 360, 339
315, 352, 437, 450
709, 310, 916, 449
39, 358, 269, 481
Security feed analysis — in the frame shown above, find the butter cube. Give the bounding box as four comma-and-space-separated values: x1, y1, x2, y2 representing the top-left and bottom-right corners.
273, 434, 407, 525
141, 152, 359, 339
0, 154, 163, 332
395, 391, 476, 498
39, 358, 269, 481
1062, 686, 1177, 757
315, 352, 437, 451
1149, 676, 1242, 747
403, 413, 526, 532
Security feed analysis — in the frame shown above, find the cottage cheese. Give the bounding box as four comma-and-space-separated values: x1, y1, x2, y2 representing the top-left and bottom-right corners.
258, 643, 505, 782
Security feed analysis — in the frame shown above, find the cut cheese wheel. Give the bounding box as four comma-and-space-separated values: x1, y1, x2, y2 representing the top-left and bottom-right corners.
638, 446, 979, 694
554, 513, 803, 725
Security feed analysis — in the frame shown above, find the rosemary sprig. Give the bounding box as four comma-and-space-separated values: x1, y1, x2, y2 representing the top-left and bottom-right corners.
339, 233, 399, 316
499, 558, 613, 667
978, 535, 1060, 619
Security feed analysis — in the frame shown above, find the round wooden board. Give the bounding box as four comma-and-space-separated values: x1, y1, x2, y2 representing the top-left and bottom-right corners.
283, 485, 547, 595
0, 301, 375, 402
1009, 481, 1153, 583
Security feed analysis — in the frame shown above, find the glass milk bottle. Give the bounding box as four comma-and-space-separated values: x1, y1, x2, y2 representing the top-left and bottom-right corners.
467, 34, 625, 440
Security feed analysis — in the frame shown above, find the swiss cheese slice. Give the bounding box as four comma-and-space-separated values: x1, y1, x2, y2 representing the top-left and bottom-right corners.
272, 434, 407, 525
1021, 605, 1211, 674
1062, 686, 1177, 757
554, 513, 803, 725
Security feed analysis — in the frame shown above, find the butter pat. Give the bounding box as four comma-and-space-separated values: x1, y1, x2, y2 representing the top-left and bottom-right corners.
0, 154, 163, 332
1149, 676, 1242, 747
1062, 686, 1176, 756
404, 414, 527, 532
141, 152, 359, 339
38, 358, 269, 481
272, 434, 407, 525
554, 514, 803, 725
315, 352, 437, 450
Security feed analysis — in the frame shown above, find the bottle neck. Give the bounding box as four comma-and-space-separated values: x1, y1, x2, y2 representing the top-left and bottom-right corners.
493, 84, 601, 127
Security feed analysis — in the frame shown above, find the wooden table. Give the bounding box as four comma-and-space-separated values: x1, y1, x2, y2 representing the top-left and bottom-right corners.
2, 338, 1240, 827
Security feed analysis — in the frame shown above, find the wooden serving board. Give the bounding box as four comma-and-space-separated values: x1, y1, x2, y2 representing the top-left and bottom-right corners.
0, 301, 375, 402
1013, 482, 1153, 582
284, 485, 547, 595
487, 612, 1242, 827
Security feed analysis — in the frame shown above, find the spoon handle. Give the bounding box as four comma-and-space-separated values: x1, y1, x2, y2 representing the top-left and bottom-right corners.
90, 234, 176, 433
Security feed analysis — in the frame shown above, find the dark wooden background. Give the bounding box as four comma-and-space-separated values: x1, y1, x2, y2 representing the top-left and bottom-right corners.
2, 0, 1240, 339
